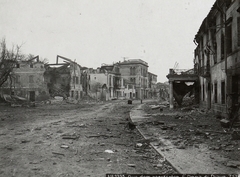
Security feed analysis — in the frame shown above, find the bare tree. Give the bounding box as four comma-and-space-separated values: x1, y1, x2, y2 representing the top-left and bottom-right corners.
0, 38, 23, 87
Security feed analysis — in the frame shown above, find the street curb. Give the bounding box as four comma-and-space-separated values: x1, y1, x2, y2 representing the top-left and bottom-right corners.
129, 104, 181, 174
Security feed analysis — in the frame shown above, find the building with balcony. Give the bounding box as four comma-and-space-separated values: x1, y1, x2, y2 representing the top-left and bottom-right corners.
193, 0, 239, 116
87, 63, 124, 100
119, 59, 149, 99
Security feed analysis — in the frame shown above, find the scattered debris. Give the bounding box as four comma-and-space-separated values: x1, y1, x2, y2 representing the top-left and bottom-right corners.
226, 161, 240, 168
124, 122, 136, 130
177, 144, 186, 149
232, 131, 240, 140
136, 143, 143, 147
52, 152, 65, 156
67, 123, 87, 128
220, 119, 230, 128
21, 140, 30, 143
62, 134, 78, 140
56, 130, 63, 133
34, 127, 42, 131
205, 130, 231, 134
128, 100, 132, 104
86, 134, 118, 138
104, 150, 114, 153
152, 121, 165, 125
160, 125, 168, 130
151, 105, 161, 110
127, 164, 136, 167
29, 161, 39, 164
60, 145, 69, 149
154, 164, 163, 168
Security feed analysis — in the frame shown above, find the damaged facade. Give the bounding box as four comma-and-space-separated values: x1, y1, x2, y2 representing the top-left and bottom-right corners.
194, 0, 240, 117
0, 54, 158, 102
45, 55, 83, 100
167, 0, 240, 115
87, 59, 157, 100
148, 72, 158, 98
166, 69, 198, 108
0, 56, 49, 102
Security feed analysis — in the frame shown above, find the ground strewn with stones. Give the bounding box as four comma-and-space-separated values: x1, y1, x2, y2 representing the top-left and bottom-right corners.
0, 100, 176, 177
141, 101, 240, 171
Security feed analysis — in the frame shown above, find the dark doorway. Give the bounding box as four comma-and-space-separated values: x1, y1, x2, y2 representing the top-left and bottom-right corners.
232, 76, 239, 106
29, 91, 35, 102
207, 82, 211, 109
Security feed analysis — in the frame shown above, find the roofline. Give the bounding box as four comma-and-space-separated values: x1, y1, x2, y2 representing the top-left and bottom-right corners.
148, 72, 157, 76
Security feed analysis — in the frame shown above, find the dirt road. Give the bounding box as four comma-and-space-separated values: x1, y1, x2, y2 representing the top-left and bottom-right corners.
0, 100, 176, 177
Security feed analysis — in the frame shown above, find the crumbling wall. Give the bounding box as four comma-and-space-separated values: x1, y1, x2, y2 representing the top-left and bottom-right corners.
0, 61, 50, 101
44, 65, 71, 98
173, 82, 195, 106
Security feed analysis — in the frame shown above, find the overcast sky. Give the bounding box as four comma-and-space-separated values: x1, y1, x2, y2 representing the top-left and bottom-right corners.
0, 0, 215, 82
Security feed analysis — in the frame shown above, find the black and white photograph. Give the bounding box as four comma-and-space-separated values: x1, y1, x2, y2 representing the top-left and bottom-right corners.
0, 0, 240, 176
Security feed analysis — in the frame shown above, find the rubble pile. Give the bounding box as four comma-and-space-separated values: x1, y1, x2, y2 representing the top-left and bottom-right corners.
142, 102, 240, 168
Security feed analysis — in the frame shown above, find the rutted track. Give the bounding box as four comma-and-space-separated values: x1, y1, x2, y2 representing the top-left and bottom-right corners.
0, 100, 176, 177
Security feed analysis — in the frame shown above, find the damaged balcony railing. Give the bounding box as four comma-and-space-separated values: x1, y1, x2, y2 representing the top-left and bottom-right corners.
169, 68, 195, 75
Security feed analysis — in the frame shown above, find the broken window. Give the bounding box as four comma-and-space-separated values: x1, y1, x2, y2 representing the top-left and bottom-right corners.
72, 76, 76, 84
238, 17, 240, 46
133, 67, 136, 75
16, 64, 20, 68
76, 91, 78, 99
202, 83, 205, 101
226, 0, 232, 9
221, 33, 225, 60
30, 64, 33, 68
214, 83, 218, 103
226, 24, 232, 55
221, 81, 225, 104
213, 41, 217, 64
29, 75, 34, 83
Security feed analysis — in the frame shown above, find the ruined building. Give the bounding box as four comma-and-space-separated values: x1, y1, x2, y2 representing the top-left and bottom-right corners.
194, 0, 240, 116
0, 56, 49, 102
148, 72, 158, 98
45, 55, 82, 100
166, 68, 198, 108
86, 59, 156, 100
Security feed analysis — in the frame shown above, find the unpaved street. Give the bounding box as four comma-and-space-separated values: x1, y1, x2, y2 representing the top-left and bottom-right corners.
0, 100, 176, 177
